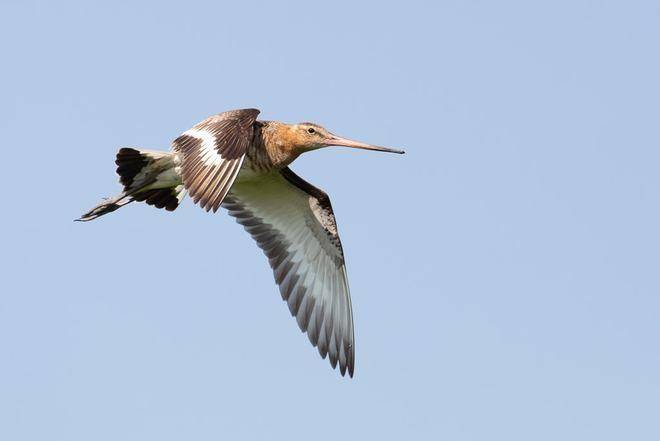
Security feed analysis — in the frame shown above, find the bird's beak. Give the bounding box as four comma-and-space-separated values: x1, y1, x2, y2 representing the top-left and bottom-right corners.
325, 134, 405, 154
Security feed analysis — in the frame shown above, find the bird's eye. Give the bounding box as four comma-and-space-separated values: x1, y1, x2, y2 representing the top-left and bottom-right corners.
307, 127, 316, 134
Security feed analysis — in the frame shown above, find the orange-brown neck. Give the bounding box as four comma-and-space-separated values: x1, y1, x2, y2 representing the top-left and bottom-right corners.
257, 121, 307, 168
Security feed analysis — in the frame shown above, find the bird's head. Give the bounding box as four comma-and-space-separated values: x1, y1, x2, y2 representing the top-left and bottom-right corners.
287, 122, 405, 155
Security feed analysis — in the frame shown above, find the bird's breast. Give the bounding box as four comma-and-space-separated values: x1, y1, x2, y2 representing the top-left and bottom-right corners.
235, 159, 270, 183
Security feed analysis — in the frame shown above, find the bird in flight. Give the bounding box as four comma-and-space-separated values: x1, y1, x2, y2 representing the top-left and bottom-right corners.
78, 108, 404, 377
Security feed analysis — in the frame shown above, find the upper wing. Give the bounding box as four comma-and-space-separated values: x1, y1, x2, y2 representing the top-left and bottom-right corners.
222, 167, 355, 377
172, 108, 260, 212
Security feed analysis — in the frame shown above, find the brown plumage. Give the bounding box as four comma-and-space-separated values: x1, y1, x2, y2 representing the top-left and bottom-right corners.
78, 108, 404, 377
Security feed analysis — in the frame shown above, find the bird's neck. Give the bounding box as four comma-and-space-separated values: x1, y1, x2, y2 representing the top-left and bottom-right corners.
256, 121, 303, 169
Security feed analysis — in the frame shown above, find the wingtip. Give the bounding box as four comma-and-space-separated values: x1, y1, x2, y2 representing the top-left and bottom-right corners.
338, 359, 355, 378
338, 365, 354, 379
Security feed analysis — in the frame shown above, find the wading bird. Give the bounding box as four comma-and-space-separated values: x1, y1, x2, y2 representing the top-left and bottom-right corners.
78, 108, 404, 377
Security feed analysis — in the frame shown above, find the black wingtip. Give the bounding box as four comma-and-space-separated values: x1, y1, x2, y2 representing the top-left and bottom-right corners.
339, 362, 355, 378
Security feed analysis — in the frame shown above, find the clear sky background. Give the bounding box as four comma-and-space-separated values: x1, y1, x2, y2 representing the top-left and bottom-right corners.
2, 1, 659, 440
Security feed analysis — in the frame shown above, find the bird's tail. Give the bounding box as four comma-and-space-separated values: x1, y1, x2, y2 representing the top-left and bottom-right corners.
77, 147, 185, 222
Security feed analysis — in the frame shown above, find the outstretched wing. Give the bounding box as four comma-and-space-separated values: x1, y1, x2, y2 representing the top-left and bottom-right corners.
172, 108, 260, 212
222, 167, 355, 377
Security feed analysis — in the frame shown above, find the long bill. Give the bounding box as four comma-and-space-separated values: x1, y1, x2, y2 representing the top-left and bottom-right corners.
325, 135, 405, 154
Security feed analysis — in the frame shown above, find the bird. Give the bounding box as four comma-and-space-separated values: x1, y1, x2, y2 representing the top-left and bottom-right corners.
77, 108, 404, 377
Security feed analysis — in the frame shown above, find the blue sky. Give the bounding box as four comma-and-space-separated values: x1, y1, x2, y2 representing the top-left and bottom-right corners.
2, 1, 659, 440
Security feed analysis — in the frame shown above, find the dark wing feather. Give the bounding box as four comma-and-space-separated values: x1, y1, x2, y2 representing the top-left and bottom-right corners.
222, 167, 355, 377
172, 108, 260, 212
